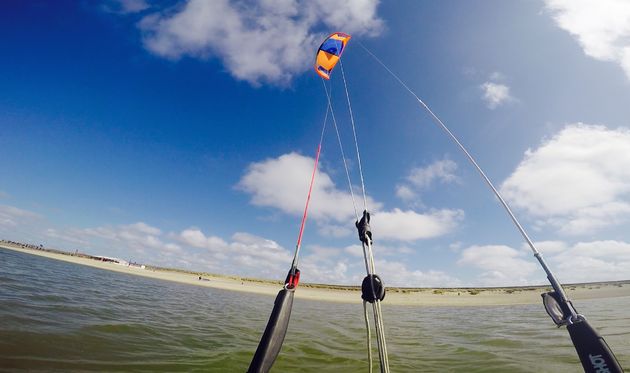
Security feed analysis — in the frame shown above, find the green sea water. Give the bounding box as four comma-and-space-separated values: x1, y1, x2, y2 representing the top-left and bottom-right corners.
1, 247, 628, 372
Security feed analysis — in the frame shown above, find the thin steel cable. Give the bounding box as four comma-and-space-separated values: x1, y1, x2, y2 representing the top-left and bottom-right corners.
363, 300, 373, 373
366, 239, 389, 373
340, 60, 368, 210
371, 301, 389, 373
365, 240, 377, 275
374, 300, 389, 370
362, 243, 371, 275
321, 78, 360, 221
361, 230, 389, 371
291, 106, 329, 269
372, 300, 390, 373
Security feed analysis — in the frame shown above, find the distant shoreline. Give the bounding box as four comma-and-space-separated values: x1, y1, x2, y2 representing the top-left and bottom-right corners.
2, 241, 629, 306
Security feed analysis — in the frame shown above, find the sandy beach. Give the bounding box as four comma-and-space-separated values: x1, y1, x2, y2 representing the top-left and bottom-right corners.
2, 242, 629, 306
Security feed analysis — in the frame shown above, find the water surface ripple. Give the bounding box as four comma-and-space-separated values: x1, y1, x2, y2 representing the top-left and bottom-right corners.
1, 248, 628, 372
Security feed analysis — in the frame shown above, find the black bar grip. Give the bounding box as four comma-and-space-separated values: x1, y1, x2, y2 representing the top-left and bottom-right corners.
248, 288, 295, 373
567, 318, 623, 373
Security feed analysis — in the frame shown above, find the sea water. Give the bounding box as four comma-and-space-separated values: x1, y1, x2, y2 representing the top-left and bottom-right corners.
1, 247, 628, 372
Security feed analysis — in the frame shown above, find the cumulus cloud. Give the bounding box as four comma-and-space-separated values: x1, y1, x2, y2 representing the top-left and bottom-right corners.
228, 232, 293, 277
178, 229, 293, 277
544, 0, 630, 79
396, 158, 459, 203
0, 205, 41, 230
501, 124, 630, 235
238, 153, 463, 242
530, 240, 569, 255
139, 0, 383, 85
458, 239, 630, 286
0, 200, 459, 284
407, 159, 458, 189
375, 259, 461, 287
102, 0, 150, 14
301, 260, 350, 284
478, 72, 515, 109
237, 152, 380, 222
299, 247, 351, 284
373, 208, 464, 241
45, 228, 90, 246
46, 222, 292, 278
458, 245, 538, 286
449, 241, 463, 252
480, 82, 513, 109
345, 243, 364, 258
395, 184, 416, 201
13, 199, 627, 285
179, 228, 228, 250
317, 223, 353, 238
299, 243, 461, 286
549, 240, 630, 283
81, 222, 176, 255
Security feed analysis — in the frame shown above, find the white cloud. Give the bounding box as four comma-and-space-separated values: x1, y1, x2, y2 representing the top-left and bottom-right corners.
120, 0, 149, 13
449, 241, 462, 252
345, 242, 413, 258
549, 240, 630, 283
229, 232, 293, 277
407, 159, 458, 189
372, 208, 464, 241
0, 205, 41, 229
299, 243, 461, 286
458, 245, 538, 286
300, 259, 350, 284
395, 184, 416, 202
501, 124, 630, 235
529, 240, 569, 255
317, 223, 353, 238
459, 240, 630, 286
307, 245, 342, 259
480, 82, 512, 109
296, 244, 356, 284
374, 259, 461, 287
180, 228, 293, 277
81, 222, 169, 254
239, 153, 463, 242
139, 0, 383, 85
344, 244, 364, 258
179, 228, 228, 250
570, 240, 630, 260
103, 0, 150, 14
35, 215, 630, 285
544, 0, 630, 79
128, 222, 161, 235
45, 228, 90, 246
489, 71, 505, 81
46, 222, 292, 278
0, 201, 459, 284
396, 159, 458, 203
237, 152, 380, 222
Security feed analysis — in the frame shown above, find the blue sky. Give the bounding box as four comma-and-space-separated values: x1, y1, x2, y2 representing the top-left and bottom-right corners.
2, 0, 630, 286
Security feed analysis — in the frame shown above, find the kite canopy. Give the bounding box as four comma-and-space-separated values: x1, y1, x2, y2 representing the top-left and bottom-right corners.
314, 32, 351, 79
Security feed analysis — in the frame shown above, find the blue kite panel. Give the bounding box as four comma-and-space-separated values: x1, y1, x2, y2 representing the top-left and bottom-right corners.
320, 39, 343, 56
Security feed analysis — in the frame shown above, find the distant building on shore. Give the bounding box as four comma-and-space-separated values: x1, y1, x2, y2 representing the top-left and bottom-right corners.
91, 256, 129, 266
